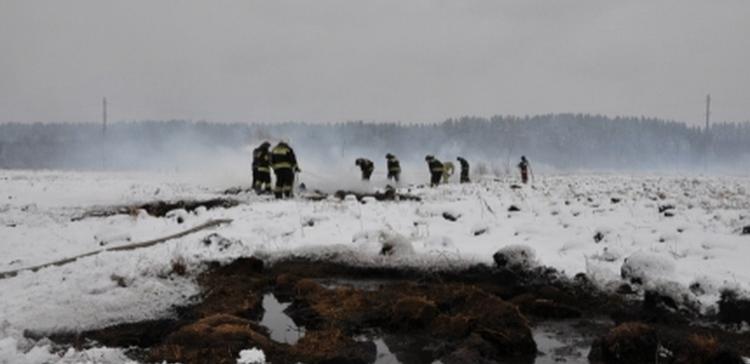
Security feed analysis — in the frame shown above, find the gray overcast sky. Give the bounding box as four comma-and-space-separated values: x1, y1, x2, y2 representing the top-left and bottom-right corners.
1, 1, 748, 125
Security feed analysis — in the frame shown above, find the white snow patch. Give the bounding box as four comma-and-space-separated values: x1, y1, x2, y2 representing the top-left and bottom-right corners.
0, 331, 135, 364
621, 251, 676, 284
3, 171, 750, 358
237, 347, 266, 364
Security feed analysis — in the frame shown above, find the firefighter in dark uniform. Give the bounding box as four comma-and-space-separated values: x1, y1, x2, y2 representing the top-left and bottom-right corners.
456, 157, 470, 183
270, 141, 299, 199
425, 155, 444, 187
518, 156, 531, 184
355, 158, 374, 181
386, 153, 401, 182
252, 141, 272, 194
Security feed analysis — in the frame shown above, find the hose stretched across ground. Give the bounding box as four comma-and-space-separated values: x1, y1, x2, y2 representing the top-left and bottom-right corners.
0, 218, 233, 280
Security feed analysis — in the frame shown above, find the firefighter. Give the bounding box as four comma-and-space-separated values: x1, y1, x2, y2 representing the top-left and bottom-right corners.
425, 155, 443, 187
518, 156, 532, 184
442, 161, 455, 183
355, 158, 374, 181
386, 153, 401, 182
270, 141, 299, 199
252, 141, 272, 194
457, 157, 470, 183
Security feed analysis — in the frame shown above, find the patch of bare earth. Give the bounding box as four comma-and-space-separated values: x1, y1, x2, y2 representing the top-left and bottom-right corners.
40, 257, 750, 364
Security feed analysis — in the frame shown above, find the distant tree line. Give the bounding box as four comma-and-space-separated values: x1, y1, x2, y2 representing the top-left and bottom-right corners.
0, 114, 748, 172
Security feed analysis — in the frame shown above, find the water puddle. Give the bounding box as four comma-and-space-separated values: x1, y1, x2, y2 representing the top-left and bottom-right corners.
353, 319, 609, 364
259, 293, 305, 345
528, 319, 611, 364
371, 337, 399, 364
315, 278, 396, 291
259, 290, 603, 363
356, 333, 437, 364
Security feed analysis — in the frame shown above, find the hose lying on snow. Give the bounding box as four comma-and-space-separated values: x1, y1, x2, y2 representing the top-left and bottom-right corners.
0, 218, 233, 280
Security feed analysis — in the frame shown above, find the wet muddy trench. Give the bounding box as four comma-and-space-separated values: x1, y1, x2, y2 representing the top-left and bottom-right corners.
257, 281, 606, 364
44, 257, 750, 364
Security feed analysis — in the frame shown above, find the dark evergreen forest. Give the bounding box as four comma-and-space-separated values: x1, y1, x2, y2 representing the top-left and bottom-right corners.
1, 114, 748, 172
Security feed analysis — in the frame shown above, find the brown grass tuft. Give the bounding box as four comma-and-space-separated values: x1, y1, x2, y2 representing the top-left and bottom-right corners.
170, 256, 187, 276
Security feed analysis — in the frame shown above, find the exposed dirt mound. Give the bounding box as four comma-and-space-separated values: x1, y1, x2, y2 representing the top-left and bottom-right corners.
291, 328, 376, 364
718, 289, 750, 326
590, 322, 658, 363
332, 189, 422, 202
191, 257, 267, 320
72, 198, 240, 221
391, 296, 439, 328
149, 314, 279, 364
589, 322, 745, 364
44, 257, 750, 364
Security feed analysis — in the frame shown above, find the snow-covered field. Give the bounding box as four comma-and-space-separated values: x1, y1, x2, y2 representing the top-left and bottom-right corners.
1, 170, 750, 363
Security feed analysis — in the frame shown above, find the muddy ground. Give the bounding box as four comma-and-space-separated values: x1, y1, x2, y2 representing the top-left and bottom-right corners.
71, 198, 240, 221
40, 256, 750, 364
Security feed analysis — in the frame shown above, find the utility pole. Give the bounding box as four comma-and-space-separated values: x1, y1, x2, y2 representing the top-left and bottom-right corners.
101, 97, 108, 170
705, 94, 711, 133
702, 94, 712, 173
102, 97, 108, 137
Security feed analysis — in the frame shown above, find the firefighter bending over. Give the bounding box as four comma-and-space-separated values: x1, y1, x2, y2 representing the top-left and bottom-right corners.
270, 141, 299, 199
456, 157, 470, 183
386, 153, 401, 182
355, 158, 374, 181
425, 155, 444, 187
252, 141, 272, 194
